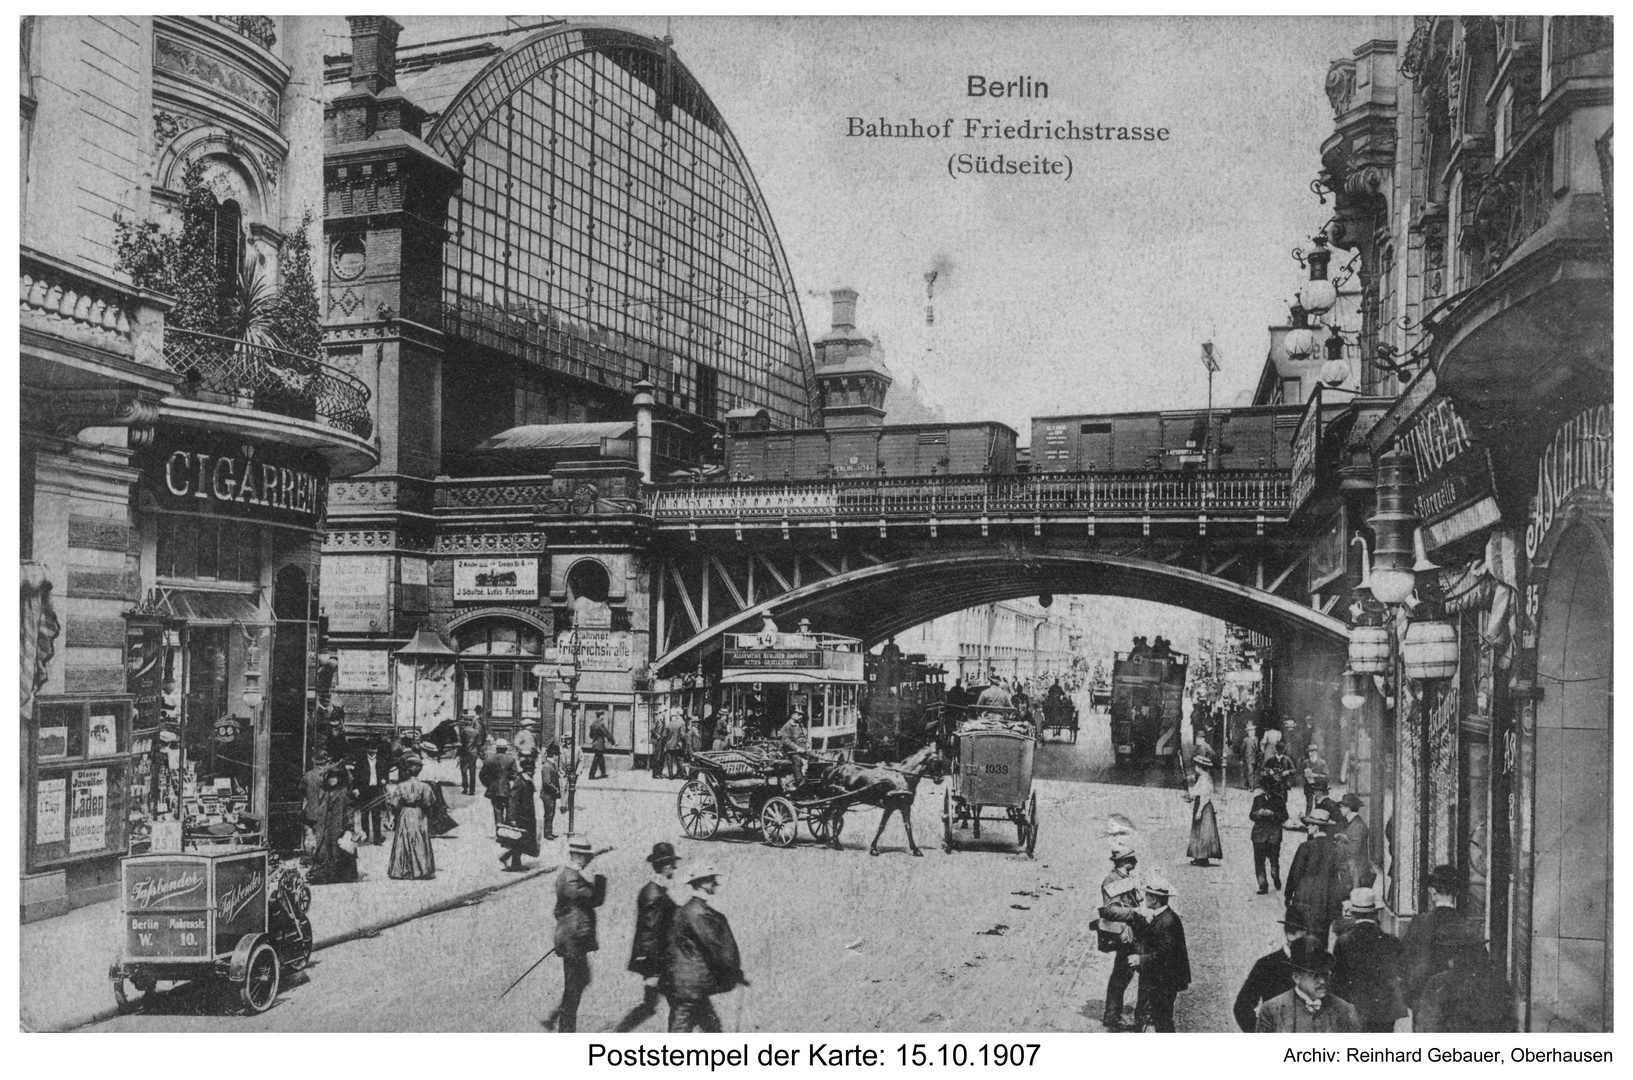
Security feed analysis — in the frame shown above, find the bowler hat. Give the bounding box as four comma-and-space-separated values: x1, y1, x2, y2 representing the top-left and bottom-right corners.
1348, 886, 1380, 914
1288, 937, 1334, 974
686, 862, 723, 885
1426, 863, 1461, 893
646, 841, 680, 867
1339, 792, 1363, 811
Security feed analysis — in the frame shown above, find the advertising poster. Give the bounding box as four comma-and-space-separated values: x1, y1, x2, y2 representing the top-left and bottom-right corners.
35, 777, 66, 845
68, 768, 109, 854
454, 557, 539, 601
88, 713, 118, 757
338, 649, 392, 691
37, 725, 68, 760
320, 554, 392, 631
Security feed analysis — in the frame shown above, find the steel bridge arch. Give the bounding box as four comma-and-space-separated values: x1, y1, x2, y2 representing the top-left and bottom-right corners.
652, 550, 1348, 676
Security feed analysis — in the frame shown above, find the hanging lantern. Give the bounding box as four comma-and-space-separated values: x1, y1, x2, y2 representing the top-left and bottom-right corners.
1320, 327, 1351, 385
1369, 449, 1419, 604
1284, 303, 1317, 360
1340, 670, 1367, 710
1348, 624, 1391, 673
1296, 229, 1338, 315
241, 638, 264, 710
1402, 620, 1458, 680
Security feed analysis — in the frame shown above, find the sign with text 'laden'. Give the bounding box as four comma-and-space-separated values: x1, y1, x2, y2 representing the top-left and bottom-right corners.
455, 558, 539, 601
68, 768, 108, 854
320, 555, 391, 631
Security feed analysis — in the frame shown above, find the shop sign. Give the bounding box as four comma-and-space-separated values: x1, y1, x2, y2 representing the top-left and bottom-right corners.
215, 857, 267, 948
146, 429, 327, 529
723, 648, 825, 670
337, 649, 391, 692
69, 768, 109, 854
126, 861, 207, 910
321, 555, 391, 632
35, 777, 65, 845
560, 630, 632, 672
1526, 404, 1613, 560
1290, 389, 1323, 515
455, 558, 539, 601
213, 717, 242, 743
1307, 505, 1349, 591
1393, 394, 1500, 549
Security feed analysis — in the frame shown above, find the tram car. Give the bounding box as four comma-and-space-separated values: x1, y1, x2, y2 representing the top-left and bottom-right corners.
1108, 637, 1189, 767
863, 644, 947, 759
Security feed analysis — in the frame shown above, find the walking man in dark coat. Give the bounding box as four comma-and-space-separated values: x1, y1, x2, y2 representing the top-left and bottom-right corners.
587, 714, 613, 779
1331, 887, 1407, 1032
668, 863, 749, 1032
1255, 939, 1363, 1033
1285, 807, 1349, 942
1336, 792, 1374, 887
546, 837, 606, 1032
1233, 905, 1314, 1030
1130, 870, 1190, 1032
537, 743, 562, 840
1400, 863, 1464, 1011
456, 713, 482, 795
480, 738, 518, 835
1096, 838, 1145, 1030
1249, 777, 1289, 894
615, 842, 681, 1032
1413, 921, 1517, 1032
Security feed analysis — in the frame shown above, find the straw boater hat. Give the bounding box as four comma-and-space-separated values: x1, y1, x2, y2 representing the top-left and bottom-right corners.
568, 837, 594, 857
1143, 869, 1175, 898
686, 863, 722, 885
1301, 806, 1336, 829
1348, 887, 1380, 915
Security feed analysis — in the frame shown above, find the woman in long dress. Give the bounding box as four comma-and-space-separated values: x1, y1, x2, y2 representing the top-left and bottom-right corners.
385, 755, 437, 880
1186, 750, 1223, 865
499, 766, 539, 870
306, 764, 359, 884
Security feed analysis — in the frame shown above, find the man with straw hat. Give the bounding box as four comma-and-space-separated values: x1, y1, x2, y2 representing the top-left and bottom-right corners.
1096, 836, 1145, 1030
1232, 904, 1315, 1030
1331, 886, 1407, 1032
615, 842, 681, 1032
546, 837, 606, 1032
1254, 938, 1362, 1032
667, 863, 748, 1032
1284, 806, 1347, 941
1128, 869, 1189, 1032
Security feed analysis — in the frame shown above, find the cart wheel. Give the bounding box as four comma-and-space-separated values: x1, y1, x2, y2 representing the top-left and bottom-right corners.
760, 796, 798, 847
239, 941, 281, 1015
808, 806, 844, 845
1025, 791, 1039, 857
677, 779, 721, 840
113, 972, 151, 1014
942, 789, 954, 853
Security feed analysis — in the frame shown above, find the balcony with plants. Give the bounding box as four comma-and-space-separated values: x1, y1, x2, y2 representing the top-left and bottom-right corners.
116, 161, 377, 474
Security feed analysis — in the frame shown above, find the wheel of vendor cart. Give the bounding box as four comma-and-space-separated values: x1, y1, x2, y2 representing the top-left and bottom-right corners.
1024, 791, 1039, 857
942, 788, 955, 853
677, 778, 721, 840
760, 796, 799, 847
112, 969, 153, 1013
239, 941, 282, 1014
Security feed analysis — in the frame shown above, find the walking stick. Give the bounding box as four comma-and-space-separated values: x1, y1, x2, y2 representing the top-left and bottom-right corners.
500, 947, 557, 1000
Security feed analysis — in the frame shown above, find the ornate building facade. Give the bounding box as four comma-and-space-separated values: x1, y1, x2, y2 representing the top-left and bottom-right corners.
20, 17, 375, 919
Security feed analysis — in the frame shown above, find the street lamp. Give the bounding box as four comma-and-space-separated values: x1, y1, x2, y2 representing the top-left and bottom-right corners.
1201, 340, 1221, 466
1293, 229, 1337, 316
546, 631, 584, 836
1368, 449, 1419, 605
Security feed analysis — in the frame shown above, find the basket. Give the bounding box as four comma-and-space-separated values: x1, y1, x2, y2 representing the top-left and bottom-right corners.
496, 822, 525, 843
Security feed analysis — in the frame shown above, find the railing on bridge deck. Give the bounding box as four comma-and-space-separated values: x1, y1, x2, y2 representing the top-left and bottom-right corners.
649, 470, 1291, 521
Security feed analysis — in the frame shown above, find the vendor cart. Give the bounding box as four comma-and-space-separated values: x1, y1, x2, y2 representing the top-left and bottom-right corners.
109, 846, 313, 1015
676, 743, 854, 848
941, 715, 1039, 857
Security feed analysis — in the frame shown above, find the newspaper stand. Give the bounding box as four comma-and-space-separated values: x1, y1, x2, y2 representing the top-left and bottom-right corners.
109, 846, 312, 1015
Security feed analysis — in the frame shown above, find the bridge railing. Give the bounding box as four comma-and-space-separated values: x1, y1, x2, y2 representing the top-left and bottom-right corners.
650, 470, 1291, 520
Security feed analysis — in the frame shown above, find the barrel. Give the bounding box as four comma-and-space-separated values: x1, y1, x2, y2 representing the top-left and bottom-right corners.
1402, 620, 1458, 680
1347, 625, 1392, 674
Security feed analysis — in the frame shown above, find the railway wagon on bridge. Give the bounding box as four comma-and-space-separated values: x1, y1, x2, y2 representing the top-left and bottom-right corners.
1030, 406, 1298, 473
726, 421, 1019, 481
1108, 641, 1189, 768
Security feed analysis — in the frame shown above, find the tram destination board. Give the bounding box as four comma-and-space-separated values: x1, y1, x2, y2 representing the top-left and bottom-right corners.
723, 647, 825, 669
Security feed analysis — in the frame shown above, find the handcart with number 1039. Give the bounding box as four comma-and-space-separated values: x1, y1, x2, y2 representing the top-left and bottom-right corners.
941, 711, 1039, 857
109, 846, 314, 1015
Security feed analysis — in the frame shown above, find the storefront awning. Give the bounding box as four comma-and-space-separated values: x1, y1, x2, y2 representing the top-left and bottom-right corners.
145, 588, 269, 625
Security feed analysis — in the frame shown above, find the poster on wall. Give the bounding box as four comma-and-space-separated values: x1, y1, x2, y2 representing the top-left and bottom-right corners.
320, 555, 392, 631
88, 714, 118, 757
455, 558, 539, 601
68, 768, 109, 854
338, 649, 391, 692
35, 777, 66, 845
37, 726, 68, 760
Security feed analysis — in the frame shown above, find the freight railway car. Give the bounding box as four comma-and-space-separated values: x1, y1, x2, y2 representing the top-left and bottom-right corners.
1029, 407, 1301, 473
725, 421, 1019, 481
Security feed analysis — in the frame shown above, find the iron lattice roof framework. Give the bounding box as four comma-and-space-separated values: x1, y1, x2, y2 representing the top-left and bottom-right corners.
425, 24, 817, 430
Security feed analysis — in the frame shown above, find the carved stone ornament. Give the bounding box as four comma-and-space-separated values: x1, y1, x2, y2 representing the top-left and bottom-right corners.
152, 109, 202, 154
570, 482, 599, 516
24, 388, 162, 445
1325, 60, 1357, 115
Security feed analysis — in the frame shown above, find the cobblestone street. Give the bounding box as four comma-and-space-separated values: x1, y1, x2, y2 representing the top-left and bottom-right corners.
89, 700, 1289, 1033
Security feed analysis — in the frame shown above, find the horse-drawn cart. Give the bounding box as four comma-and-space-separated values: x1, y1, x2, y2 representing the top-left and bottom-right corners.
676, 744, 853, 847
109, 846, 314, 1015
1041, 699, 1079, 742
942, 715, 1039, 857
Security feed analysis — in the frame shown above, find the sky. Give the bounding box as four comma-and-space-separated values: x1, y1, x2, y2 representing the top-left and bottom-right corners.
370, 14, 1389, 440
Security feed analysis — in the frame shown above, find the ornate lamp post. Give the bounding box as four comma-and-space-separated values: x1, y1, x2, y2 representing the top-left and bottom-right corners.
545, 630, 584, 836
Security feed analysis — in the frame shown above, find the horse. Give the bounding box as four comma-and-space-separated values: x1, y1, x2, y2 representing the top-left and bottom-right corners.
808, 743, 948, 857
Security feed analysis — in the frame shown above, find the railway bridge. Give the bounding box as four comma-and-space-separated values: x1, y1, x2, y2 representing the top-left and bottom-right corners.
646, 468, 1347, 677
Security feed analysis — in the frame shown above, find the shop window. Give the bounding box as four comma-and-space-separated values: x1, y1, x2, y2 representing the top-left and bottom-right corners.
155, 516, 262, 583
455, 618, 547, 736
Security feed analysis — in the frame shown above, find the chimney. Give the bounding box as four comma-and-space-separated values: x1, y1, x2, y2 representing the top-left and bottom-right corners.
830, 287, 858, 333
348, 16, 404, 94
